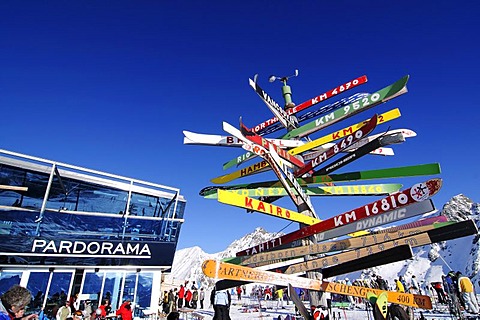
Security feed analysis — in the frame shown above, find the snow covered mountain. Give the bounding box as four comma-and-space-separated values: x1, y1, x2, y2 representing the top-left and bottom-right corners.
166, 227, 282, 288
168, 194, 480, 292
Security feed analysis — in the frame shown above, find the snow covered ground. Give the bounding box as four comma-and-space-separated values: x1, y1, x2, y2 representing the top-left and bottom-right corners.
169, 295, 463, 320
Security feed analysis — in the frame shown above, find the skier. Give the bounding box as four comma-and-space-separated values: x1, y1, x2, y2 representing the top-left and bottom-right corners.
395, 278, 405, 293
275, 287, 284, 309
199, 288, 205, 309
376, 275, 388, 291
162, 290, 169, 314
168, 289, 175, 313
235, 286, 242, 301
457, 271, 480, 314
191, 287, 198, 309
410, 275, 421, 294
431, 281, 447, 304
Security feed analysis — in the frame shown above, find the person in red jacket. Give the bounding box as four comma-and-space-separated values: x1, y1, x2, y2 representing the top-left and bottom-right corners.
236, 286, 242, 301
115, 300, 132, 320
177, 285, 185, 309
98, 299, 110, 318
184, 289, 192, 308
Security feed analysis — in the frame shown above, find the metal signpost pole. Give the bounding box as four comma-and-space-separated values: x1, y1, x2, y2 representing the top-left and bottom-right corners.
270, 70, 322, 307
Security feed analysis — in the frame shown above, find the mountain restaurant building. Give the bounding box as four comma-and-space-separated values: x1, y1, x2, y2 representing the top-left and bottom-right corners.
0, 149, 186, 319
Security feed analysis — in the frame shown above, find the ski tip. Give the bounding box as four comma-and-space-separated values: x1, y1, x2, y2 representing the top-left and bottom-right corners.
210, 175, 228, 184
426, 178, 442, 196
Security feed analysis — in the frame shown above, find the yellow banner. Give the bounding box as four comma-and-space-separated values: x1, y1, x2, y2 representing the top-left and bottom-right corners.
217, 190, 320, 225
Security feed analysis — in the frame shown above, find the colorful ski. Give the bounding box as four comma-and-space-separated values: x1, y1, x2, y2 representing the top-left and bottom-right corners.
213, 128, 403, 185
342, 128, 416, 153
183, 130, 304, 148
251, 75, 368, 134
235, 178, 442, 256
240, 200, 438, 263
295, 114, 378, 177
217, 190, 321, 225
267, 142, 317, 217
312, 199, 437, 242
202, 163, 441, 196
288, 283, 310, 320
222, 108, 401, 171
290, 107, 401, 156
258, 92, 369, 136
303, 146, 395, 160
217, 246, 414, 291
260, 146, 315, 217
282, 75, 409, 140
240, 215, 446, 266
322, 245, 412, 279
320, 280, 432, 310
223, 120, 301, 169
305, 163, 441, 185
284, 219, 477, 274
376, 292, 389, 320
311, 132, 406, 177
239, 120, 304, 168
223, 120, 316, 215
201, 260, 432, 309
203, 183, 403, 199
249, 79, 298, 129
285, 232, 433, 274
367, 291, 378, 307
202, 259, 322, 290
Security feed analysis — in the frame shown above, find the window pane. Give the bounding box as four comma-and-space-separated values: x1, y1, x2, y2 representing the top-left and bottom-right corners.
0, 272, 22, 295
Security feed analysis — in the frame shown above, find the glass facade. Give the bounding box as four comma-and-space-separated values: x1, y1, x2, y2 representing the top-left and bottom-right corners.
0, 149, 186, 319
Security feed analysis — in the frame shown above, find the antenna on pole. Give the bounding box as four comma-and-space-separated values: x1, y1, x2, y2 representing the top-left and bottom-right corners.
268, 69, 299, 85
268, 69, 299, 110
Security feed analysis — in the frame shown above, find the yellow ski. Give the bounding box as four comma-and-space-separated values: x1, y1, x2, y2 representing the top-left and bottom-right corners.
217, 190, 321, 225
201, 259, 432, 309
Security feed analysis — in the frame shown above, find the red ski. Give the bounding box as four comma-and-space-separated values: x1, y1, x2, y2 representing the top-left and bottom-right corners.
235, 178, 442, 256
240, 120, 304, 168
250, 75, 368, 133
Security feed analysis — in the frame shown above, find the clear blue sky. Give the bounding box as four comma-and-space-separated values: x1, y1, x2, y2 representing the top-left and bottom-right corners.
1, 1, 479, 253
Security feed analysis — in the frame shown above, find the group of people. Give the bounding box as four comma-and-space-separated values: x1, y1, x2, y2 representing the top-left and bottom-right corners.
0, 285, 136, 320
393, 274, 422, 294
442, 270, 479, 314
174, 282, 204, 310
166, 281, 233, 320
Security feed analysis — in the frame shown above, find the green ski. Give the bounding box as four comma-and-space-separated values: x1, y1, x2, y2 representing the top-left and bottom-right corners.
199, 163, 441, 196
281, 75, 409, 139
202, 183, 403, 199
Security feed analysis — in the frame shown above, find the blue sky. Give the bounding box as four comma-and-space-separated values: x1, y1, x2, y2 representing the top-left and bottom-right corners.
1, 1, 479, 253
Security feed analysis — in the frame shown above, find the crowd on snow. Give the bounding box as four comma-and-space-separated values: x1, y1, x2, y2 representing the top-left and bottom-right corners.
2, 271, 479, 320
160, 281, 288, 319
